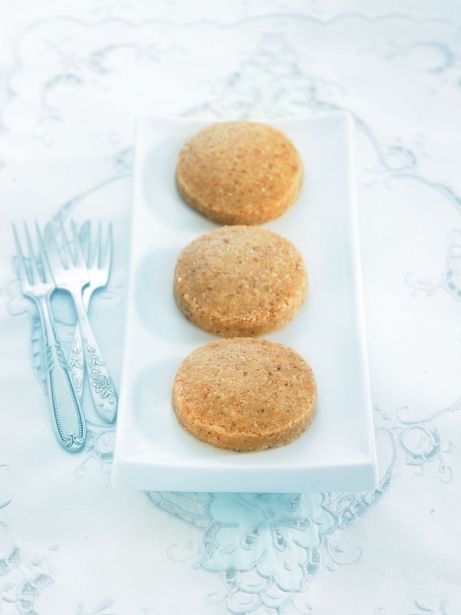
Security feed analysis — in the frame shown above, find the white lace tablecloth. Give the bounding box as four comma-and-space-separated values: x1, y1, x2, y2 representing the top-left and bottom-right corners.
0, 2, 460, 614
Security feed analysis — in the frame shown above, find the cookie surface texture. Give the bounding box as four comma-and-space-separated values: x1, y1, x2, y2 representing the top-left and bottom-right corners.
172, 338, 317, 451
174, 225, 307, 337
176, 121, 303, 224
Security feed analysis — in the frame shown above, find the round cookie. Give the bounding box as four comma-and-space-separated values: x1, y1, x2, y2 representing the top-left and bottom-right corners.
176, 121, 303, 225
173, 338, 317, 452
174, 225, 307, 337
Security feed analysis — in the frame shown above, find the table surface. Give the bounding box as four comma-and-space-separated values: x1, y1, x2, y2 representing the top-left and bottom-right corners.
0, 2, 460, 614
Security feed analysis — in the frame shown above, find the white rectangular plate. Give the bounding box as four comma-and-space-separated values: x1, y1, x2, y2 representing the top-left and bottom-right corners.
112, 113, 377, 492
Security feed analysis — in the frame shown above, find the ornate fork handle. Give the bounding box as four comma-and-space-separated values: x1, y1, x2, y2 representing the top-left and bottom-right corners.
68, 289, 92, 399
73, 294, 118, 423
37, 296, 87, 452
68, 325, 84, 399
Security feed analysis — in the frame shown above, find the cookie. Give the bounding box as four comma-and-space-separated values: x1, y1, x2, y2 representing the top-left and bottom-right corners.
176, 121, 303, 224
172, 338, 317, 452
174, 225, 307, 337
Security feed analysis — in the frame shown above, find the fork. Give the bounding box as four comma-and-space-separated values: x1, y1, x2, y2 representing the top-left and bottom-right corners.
67, 222, 113, 402
46, 220, 118, 424
12, 222, 86, 452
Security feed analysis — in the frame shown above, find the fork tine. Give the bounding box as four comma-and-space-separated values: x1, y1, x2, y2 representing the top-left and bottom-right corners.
59, 219, 74, 266
12, 223, 30, 286
35, 220, 54, 283
95, 221, 102, 268
71, 219, 86, 266
83, 220, 92, 267
101, 222, 113, 271
24, 222, 43, 283
45, 224, 65, 271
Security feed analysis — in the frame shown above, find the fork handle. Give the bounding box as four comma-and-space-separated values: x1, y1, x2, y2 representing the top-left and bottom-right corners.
73, 294, 118, 423
68, 288, 92, 399
38, 296, 87, 452
68, 325, 84, 399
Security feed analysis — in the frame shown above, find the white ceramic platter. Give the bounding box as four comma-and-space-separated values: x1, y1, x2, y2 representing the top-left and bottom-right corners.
112, 113, 377, 492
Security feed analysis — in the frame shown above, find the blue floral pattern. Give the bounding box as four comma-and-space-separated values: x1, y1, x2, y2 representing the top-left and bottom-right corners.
0, 546, 53, 614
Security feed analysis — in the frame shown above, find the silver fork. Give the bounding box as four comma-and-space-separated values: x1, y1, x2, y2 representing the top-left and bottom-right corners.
12, 222, 86, 452
46, 219, 117, 424
67, 222, 113, 401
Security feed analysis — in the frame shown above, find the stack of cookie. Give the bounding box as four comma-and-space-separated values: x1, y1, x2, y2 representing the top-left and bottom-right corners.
172, 121, 317, 452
